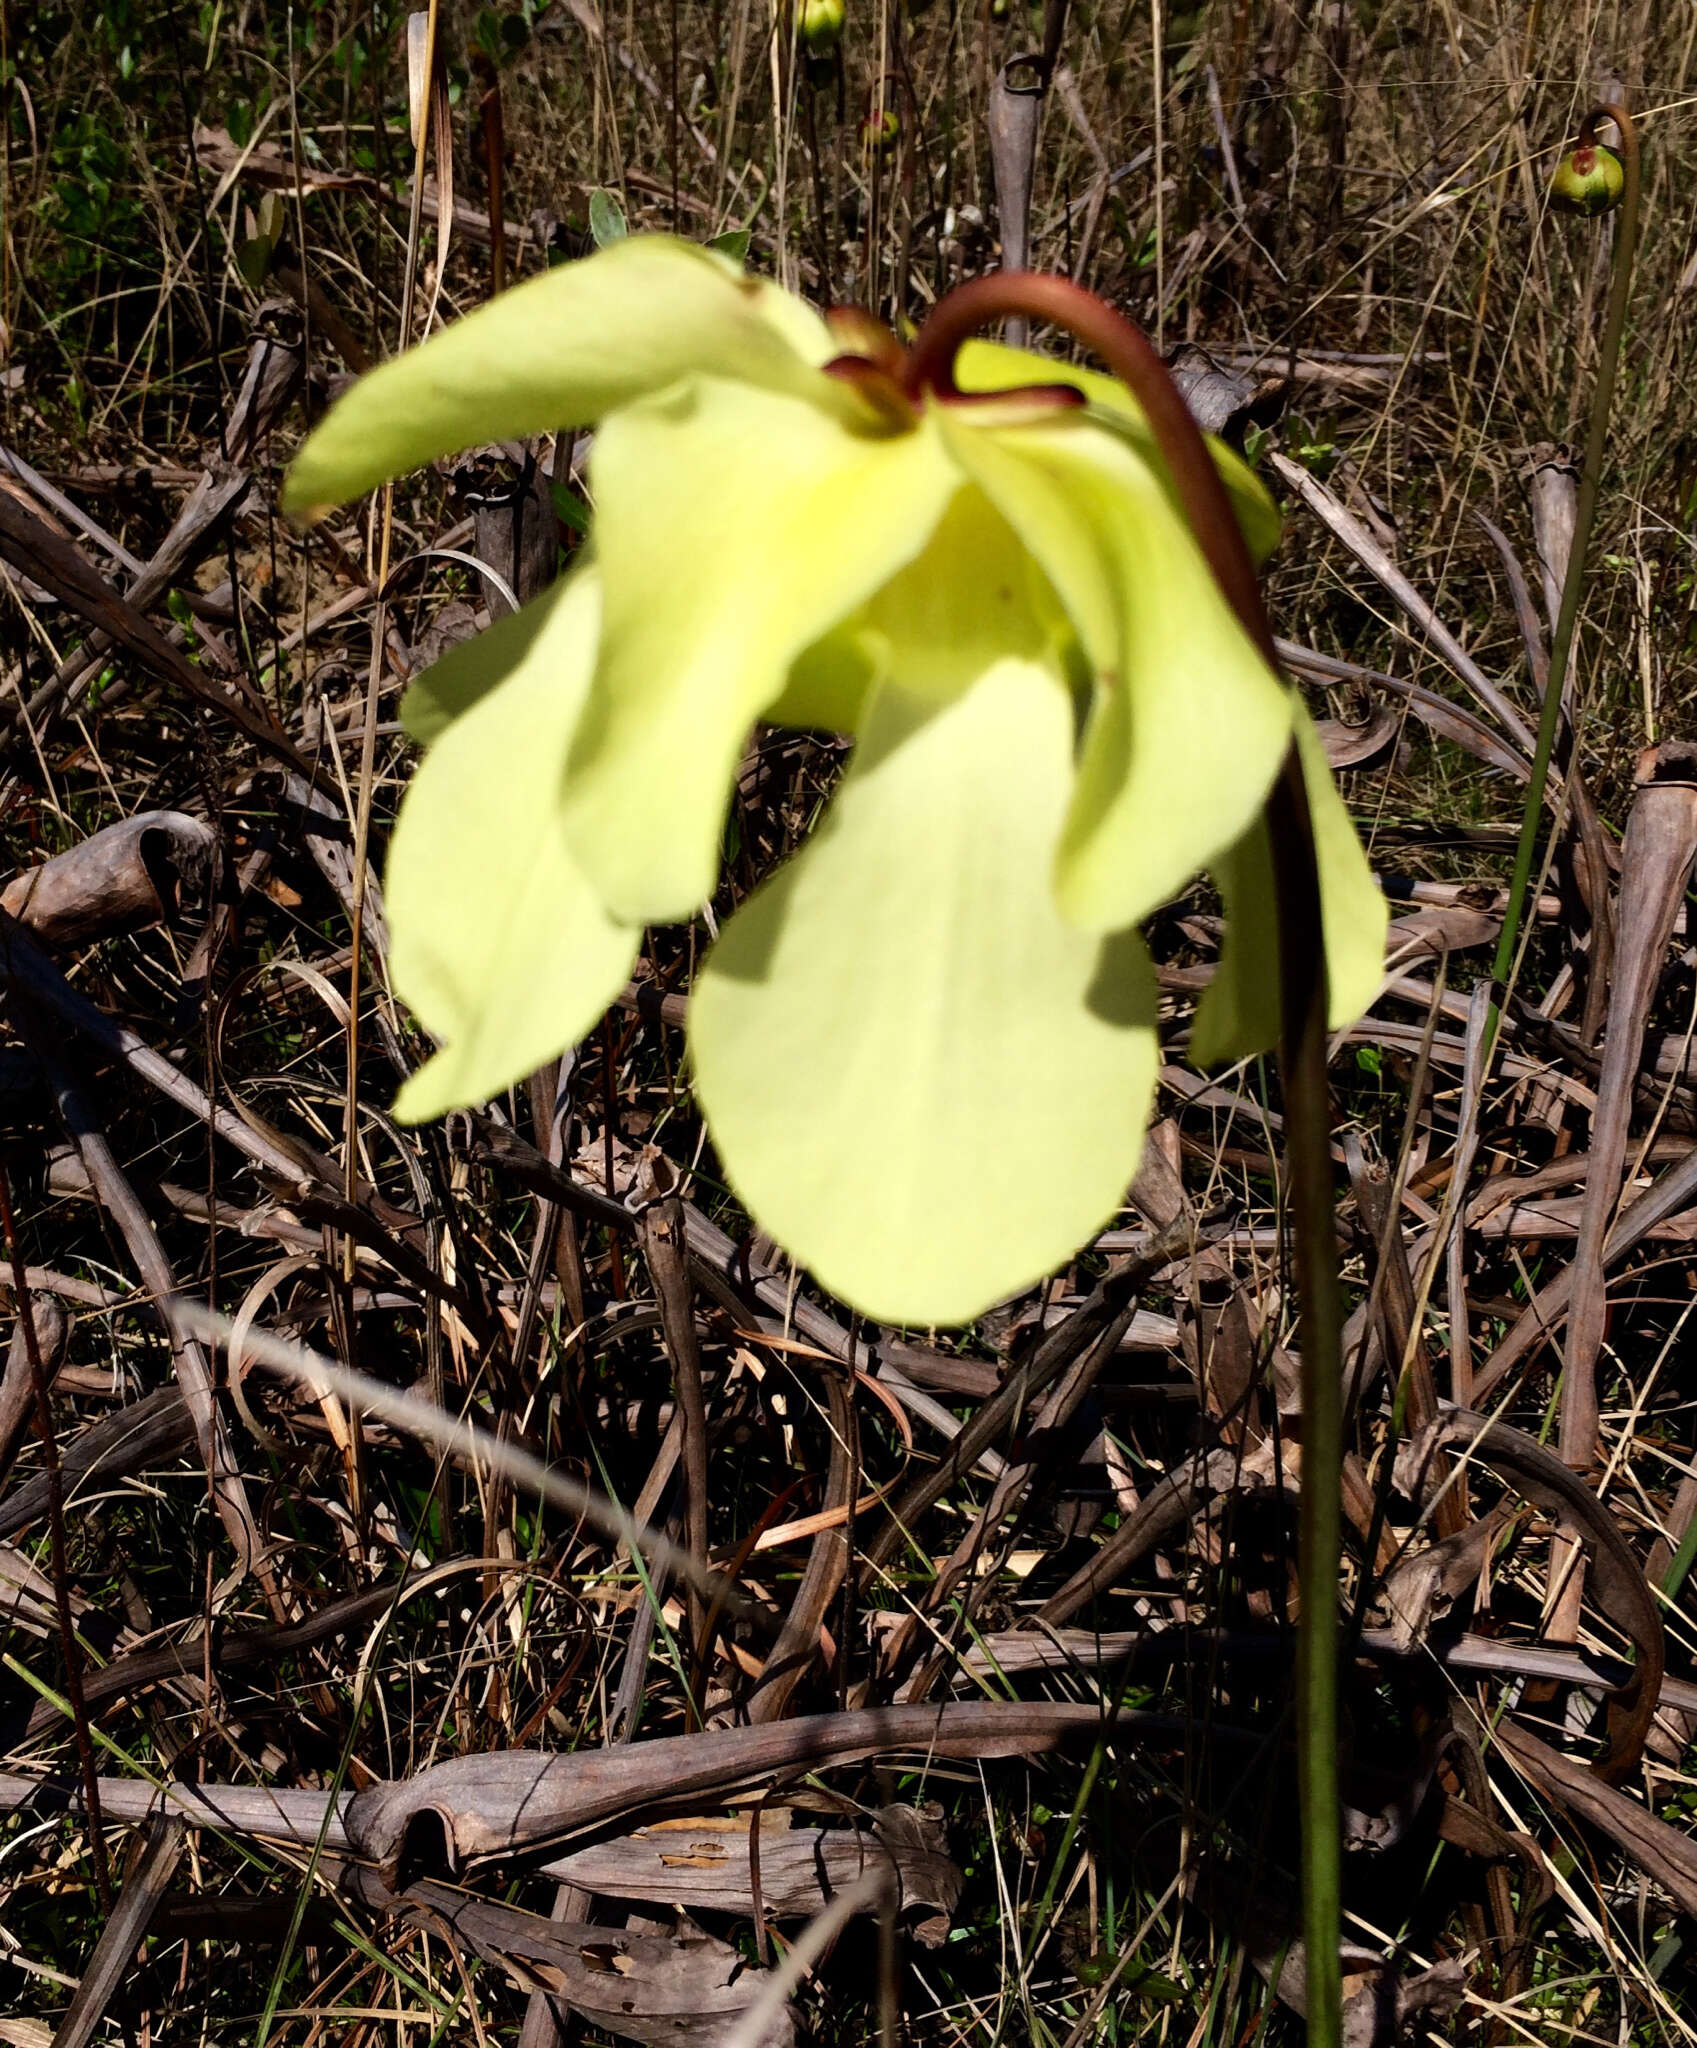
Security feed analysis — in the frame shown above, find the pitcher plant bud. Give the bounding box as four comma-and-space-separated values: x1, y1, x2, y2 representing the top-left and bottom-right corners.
1550, 140, 1625, 216
796, 0, 844, 55
861, 104, 900, 153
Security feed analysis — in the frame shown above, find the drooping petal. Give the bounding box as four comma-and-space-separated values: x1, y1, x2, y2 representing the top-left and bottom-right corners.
388, 570, 639, 1121
860, 478, 1074, 694
763, 481, 1075, 734
562, 379, 960, 922
399, 573, 579, 745
946, 411, 1292, 933
1190, 703, 1389, 1066
283, 236, 834, 517
688, 660, 1160, 1327
955, 337, 1282, 567
763, 620, 885, 734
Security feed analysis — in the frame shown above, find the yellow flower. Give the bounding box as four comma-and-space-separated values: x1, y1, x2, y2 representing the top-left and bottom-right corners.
285, 237, 1384, 1323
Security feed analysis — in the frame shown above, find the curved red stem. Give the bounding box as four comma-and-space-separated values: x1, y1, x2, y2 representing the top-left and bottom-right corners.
902, 264, 1345, 2043
900, 269, 1278, 672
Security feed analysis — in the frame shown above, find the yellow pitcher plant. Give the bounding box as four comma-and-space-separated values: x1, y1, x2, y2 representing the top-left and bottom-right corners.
284, 235, 1384, 1328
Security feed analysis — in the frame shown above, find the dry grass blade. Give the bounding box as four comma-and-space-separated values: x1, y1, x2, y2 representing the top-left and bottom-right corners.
165, 1297, 748, 1614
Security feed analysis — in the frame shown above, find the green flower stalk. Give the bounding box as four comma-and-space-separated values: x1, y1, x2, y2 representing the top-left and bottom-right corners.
1490, 102, 1640, 1045
283, 235, 1386, 1328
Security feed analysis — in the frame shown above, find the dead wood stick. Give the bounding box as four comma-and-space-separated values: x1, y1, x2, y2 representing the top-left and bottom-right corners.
1493, 1719, 1697, 1919
1345, 1129, 1467, 1547
270, 262, 372, 375
475, 1117, 1007, 1477
1346, 1135, 1439, 1431
0, 1386, 197, 1543
0, 911, 467, 1329
22, 1576, 406, 1742
1403, 1409, 1663, 1782
1037, 1447, 1245, 1627
0, 1161, 112, 1908
540, 1807, 957, 1928
1525, 444, 1578, 641
0, 481, 315, 779
1279, 639, 1535, 783
6, 467, 250, 735
343, 1699, 1195, 1883
221, 301, 309, 465
0, 444, 145, 575
523, 1429, 683, 2045
894, 1303, 1136, 1698
0, 908, 310, 1183
637, 1155, 711, 1648
0, 1265, 149, 1309
747, 1371, 855, 1724
0, 1769, 354, 1848
16, 1010, 279, 1608
1474, 507, 1616, 1039
963, 1623, 1697, 1719
1561, 744, 1697, 1470
858, 1221, 1195, 1587
0, 1294, 68, 1482
49, 1816, 186, 2048
179, 837, 274, 1020
1443, 981, 1494, 1407
342, 1866, 801, 2045
517, 1880, 593, 2048
1270, 454, 1536, 752
523, 1059, 587, 1339
989, 67, 1043, 348
3, 811, 217, 951
0, 1702, 1200, 1869
282, 773, 391, 963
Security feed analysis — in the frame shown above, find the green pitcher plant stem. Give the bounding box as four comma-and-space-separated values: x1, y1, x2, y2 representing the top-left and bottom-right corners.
283, 244, 1386, 2045
1489, 103, 1641, 1039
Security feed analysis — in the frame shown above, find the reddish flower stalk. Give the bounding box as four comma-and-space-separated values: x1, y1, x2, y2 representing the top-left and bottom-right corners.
898, 267, 1346, 2046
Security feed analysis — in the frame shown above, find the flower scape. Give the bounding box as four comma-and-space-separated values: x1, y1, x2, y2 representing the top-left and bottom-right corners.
284, 235, 1387, 1326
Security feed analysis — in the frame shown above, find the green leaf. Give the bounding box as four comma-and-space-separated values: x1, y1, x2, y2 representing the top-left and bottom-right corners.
549, 480, 592, 534
387, 569, 639, 1120
946, 410, 1292, 934
562, 377, 960, 922
689, 659, 1159, 1326
707, 228, 751, 264
1190, 703, 1389, 1066
237, 231, 275, 292
282, 235, 835, 517
954, 337, 1281, 568
588, 187, 628, 245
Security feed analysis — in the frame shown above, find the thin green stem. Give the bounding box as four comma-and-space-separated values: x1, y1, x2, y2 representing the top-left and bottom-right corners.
907, 271, 1345, 2048
1487, 104, 1640, 1035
